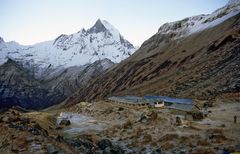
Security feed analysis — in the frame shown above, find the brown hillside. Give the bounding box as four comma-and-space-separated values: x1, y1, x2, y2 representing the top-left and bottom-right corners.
64, 13, 240, 105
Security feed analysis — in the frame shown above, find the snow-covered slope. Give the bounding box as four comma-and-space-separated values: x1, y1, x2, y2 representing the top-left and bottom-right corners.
157, 0, 240, 39
228, 0, 240, 5
0, 19, 135, 73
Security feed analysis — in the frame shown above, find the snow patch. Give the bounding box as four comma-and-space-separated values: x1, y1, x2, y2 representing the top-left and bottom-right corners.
158, 1, 240, 39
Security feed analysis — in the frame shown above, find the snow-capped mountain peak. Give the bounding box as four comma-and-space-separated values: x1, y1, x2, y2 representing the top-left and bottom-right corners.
88, 19, 109, 33
94, 19, 121, 40
0, 19, 136, 76
89, 19, 120, 34
157, 1, 240, 39
53, 19, 127, 51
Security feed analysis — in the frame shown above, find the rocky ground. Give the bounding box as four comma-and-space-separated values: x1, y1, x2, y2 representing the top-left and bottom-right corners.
0, 98, 240, 154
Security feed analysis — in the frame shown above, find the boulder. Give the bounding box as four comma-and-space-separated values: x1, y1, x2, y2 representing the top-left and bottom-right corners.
77, 102, 88, 108
80, 139, 95, 149
176, 116, 182, 126
122, 120, 133, 129
192, 112, 204, 120
29, 127, 42, 136
103, 147, 111, 154
55, 126, 63, 130
138, 114, 147, 123
64, 138, 82, 147
46, 144, 59, 154
118, 107, 124, 111
1, 116, 10, 123
98, 139, 112, 150
55, 135, 64, 142
102, 145, 124, 154
154, 148, 162, 154
179, 149, 187, 154
59, 119, 71, 126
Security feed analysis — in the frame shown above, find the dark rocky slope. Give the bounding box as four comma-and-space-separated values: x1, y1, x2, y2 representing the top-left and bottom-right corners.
0, 59, 65, 109
0, 59, 114, 109
64, 13, 240, 105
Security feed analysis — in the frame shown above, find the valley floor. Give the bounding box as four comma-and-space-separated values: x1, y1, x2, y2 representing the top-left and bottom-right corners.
0, 99, 240, 154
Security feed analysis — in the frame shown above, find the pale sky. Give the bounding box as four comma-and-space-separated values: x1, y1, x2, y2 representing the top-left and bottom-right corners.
0, 0, 228, 46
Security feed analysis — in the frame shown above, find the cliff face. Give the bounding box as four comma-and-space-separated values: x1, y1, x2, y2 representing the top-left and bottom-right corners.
63, 13, 240, 105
